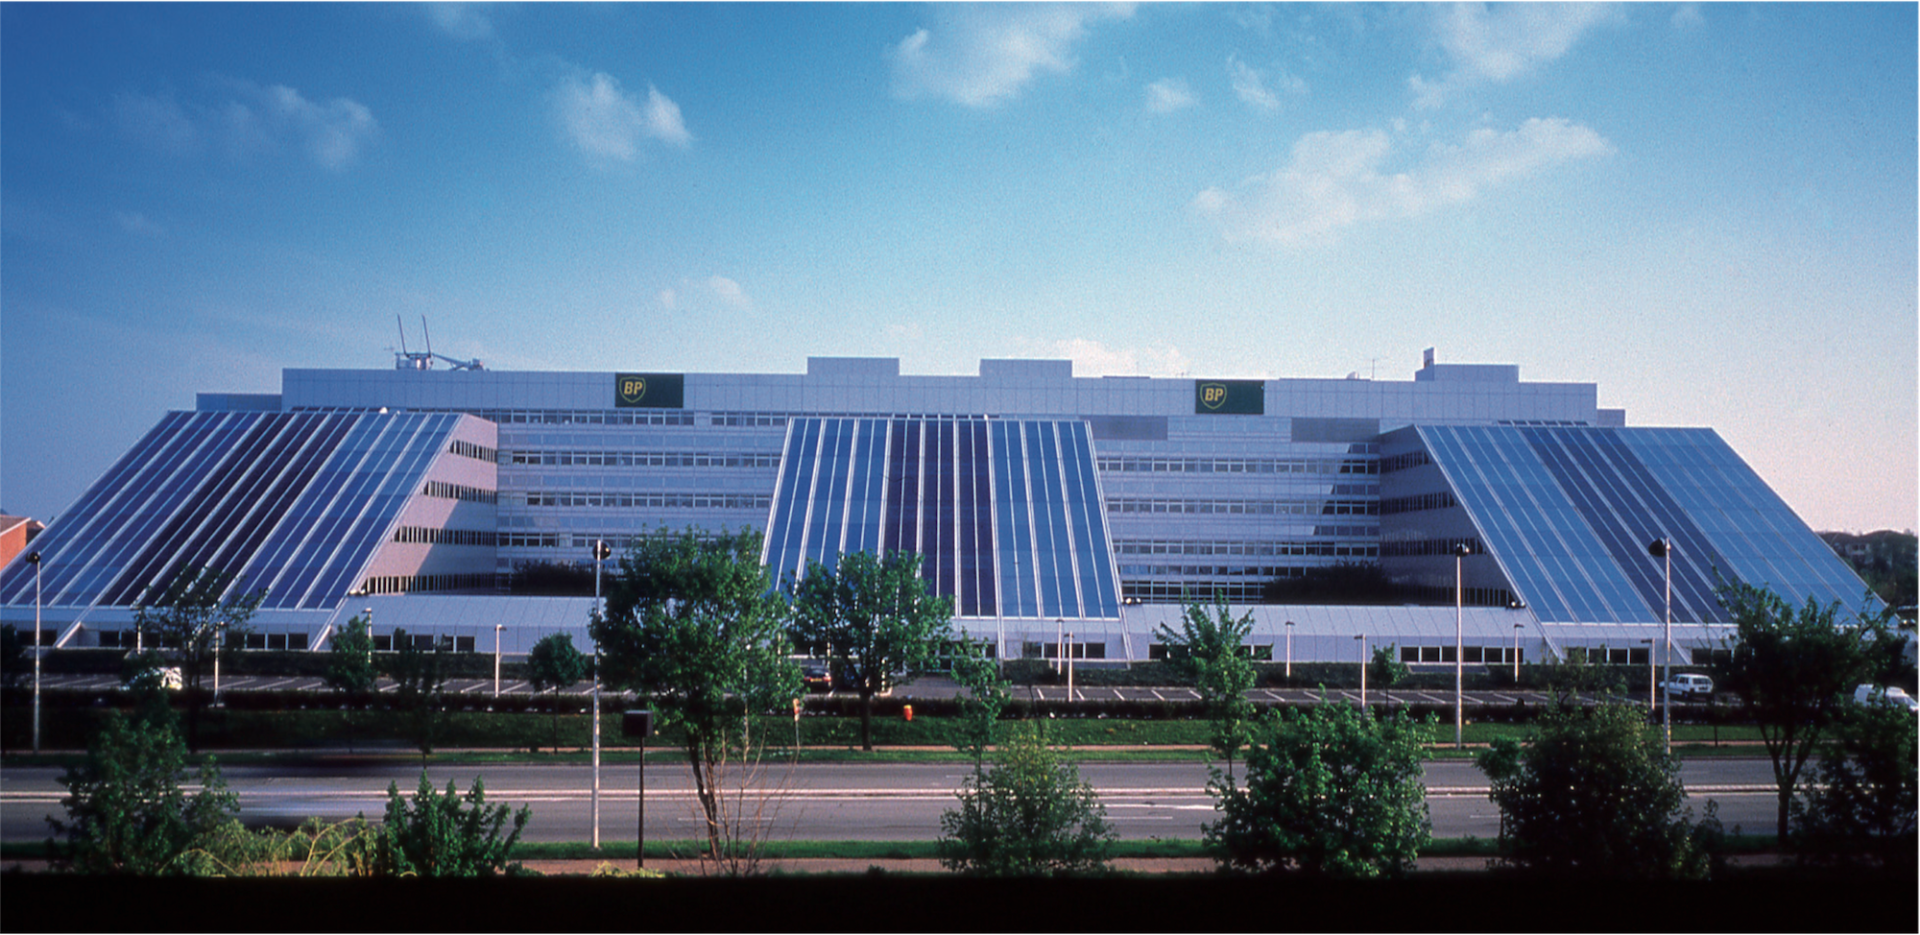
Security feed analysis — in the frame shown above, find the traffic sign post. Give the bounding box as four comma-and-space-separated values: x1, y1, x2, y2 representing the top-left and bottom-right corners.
623, 709, 654, 869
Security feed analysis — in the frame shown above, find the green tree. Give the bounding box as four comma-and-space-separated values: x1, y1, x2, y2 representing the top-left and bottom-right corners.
1539, 648, 1625, 708
1155, 598, 1257, 783
949, 636, 1012, 768
1715, 582, 1903, 844
1371, 643, 1411, 708
594, 528, 801, 863
1790, 702, 1917, 875
324, 613, 377, 698
348, 774, 531, 877
1478, 705, 1719, 879
1207, 701, 1434, 878
384, 627, 449, 763
789, 549, 954, 751
525, 632, 589, 748
131, 564, 265, 752
938, 722, 1116, 877
46, 711, 239, 874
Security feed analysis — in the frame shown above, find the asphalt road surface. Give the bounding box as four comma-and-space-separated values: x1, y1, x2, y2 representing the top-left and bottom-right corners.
5, 757, 1783, 845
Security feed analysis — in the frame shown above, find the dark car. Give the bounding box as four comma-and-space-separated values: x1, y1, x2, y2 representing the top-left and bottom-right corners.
802, 663, 832, 693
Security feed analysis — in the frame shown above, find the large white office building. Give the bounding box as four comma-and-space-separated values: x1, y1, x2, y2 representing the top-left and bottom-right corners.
0, 350, 1876, 667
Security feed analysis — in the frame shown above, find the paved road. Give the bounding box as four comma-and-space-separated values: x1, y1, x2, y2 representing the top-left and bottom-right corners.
4, 757, 1782, 845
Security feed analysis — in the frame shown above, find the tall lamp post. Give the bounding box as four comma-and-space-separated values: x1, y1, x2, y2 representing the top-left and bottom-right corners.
493, 623, 504, 697
213, 621, 224, 705
592, 538, 611, 850
1648, 537, 1674, 751
28, 551, 42, 754
1065, 631, 1075, 701
1284, 620, 1295, 681
1355, 633, 1368, 708
1512, 622, 1524, 683
1454, 543, 1470, 749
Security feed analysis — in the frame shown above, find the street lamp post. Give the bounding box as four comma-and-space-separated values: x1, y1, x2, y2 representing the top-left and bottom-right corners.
1648, 537, 1674, 751
213, 621, 224, 705
1513, 622, 1524, 683
1355, 633, 1368, 708
1065, 632, 1075, 701
1454, 543, 1470, 749
28, 551, 42, 754
592, 539, 611, 850
493, 624, 504, 697
1284, 620, 1295, 681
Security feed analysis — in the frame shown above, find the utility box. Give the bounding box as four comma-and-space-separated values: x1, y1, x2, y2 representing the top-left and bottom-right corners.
622, 710, 654, 738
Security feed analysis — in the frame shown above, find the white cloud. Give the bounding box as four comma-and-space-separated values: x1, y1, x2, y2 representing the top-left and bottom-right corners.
556, 72, 692, 162
425, 3, 493, 41
1227, 54, 1303, 111
1410, 3, 1620, 108
1031, 338, 1190, 377
111, 81, 378, 171
887, 4, 1134, 108
706, 276, 752, 310
1670, 4, 1704, 31
1145, 78, 1195, 114
1193, 117, 1612, 246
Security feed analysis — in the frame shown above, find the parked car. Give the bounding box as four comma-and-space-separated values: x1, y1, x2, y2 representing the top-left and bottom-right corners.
1660, 673, 1713, 698
1854, 684, 1920, 712
801, 663, 832, 693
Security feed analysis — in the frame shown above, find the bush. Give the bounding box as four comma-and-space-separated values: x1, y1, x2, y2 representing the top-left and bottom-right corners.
348, 773, 531, 876
1207, 702, 1434, 878
47, 711, 241, 874
1479, 705, 1719, 879
938, 723, 1116, 876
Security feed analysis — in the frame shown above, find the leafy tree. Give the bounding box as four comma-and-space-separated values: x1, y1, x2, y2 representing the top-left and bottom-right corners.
525, 632, 589, 747
938, 722, 1115, 877
384, 627, 449, 763
347, 774, 530, 877
1478, 705, 1720, 879
1371, 643, 1411, 708
119, 649, 180, 728
1715, 582, 1902, 844
1790, 701, 1917, 875
789, 549, 954, 751
949, 636, 1012, 768
324, 613, 377, 698
1207, 701, 1433, 878
1155, 598, 1257, 783
594, 528, 801, 863
131, 564, 265, 752
46, 711, 239, 874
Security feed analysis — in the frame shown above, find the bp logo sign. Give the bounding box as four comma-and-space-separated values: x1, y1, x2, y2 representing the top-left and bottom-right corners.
614, 373, 685, 409
1194, 379, 1264, 415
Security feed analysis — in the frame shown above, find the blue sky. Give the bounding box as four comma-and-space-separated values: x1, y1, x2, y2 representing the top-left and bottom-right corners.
2, 3, 1914, 534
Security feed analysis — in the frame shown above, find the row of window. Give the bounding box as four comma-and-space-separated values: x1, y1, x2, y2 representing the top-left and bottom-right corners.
1379, 450, 1433, 473
1123, 582, 1269, 602
1399, 645, 1521, 664
448, 440, 497, 463
503, 450, 781, 469
422, 480, 498, 503
522, 492, 773, 510
94, 630, 312, 650
1096, 456, 1377, 476
358, 572, 498, 595
1378, 538, 1483, 558
1379, 491, 1458, 515
465, 409, 695, 427
1115, 540, 1379, 558
1107, 498, 1378, 516
1119, 563, 1328, 578
391, 526, 498, 547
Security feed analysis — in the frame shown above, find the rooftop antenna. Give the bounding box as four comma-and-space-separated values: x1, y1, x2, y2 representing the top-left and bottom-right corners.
392, 315, 484, 371
394, 315, 432, 370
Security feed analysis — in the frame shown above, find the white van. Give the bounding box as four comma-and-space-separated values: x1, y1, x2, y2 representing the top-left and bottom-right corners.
1854, 684, 1920, 712
1660, 673, 1713, 698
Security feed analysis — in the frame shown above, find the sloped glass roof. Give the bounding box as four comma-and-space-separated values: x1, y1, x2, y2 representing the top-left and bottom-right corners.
763, 417, 1121, 619
1418, 425, 1874, 625
0, 410, 469, 611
